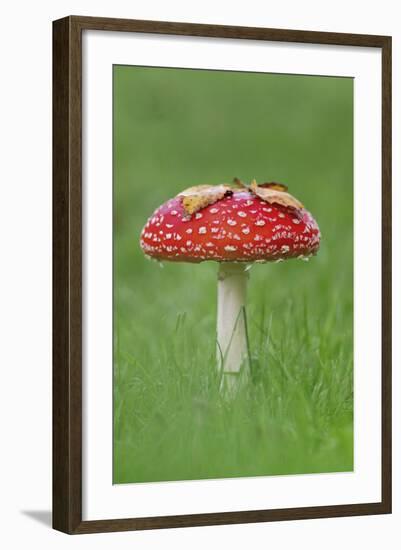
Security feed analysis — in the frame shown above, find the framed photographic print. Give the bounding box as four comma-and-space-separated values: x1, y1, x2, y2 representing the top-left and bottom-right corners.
53, 16, 392, 534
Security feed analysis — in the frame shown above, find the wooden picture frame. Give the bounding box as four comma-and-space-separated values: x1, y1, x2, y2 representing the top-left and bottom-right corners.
53, 15, 392, 534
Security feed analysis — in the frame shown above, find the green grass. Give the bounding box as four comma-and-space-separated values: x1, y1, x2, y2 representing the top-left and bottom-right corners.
113, 66, 353, 483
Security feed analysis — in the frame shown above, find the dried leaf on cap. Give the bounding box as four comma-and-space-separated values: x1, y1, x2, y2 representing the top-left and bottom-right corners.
250, 179, 303, 209
179, 184, 233, 215
232, 177, 249, 189
259, 182, 288, 192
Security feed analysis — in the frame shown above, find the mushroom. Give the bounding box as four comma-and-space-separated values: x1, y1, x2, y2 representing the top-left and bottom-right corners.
140, 179, 321, 395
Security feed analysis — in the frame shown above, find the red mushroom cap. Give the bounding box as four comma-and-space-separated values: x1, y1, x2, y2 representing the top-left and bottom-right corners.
140, 183, 320, 263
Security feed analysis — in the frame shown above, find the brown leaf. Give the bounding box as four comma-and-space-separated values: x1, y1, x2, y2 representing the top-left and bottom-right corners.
232, 177, 248, 189
250, 179, 303, 209
178, 184, 233, 215
259, 181, 288, 192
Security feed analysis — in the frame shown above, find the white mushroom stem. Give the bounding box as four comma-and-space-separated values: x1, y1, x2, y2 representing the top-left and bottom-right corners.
217, 262, 250, 395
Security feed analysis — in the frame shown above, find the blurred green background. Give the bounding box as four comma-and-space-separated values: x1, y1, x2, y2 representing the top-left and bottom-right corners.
113, 66, 353, 484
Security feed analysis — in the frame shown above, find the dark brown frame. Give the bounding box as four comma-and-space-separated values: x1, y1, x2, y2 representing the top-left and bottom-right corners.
53, 15, 392, 534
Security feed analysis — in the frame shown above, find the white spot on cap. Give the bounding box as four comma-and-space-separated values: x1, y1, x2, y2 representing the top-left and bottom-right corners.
170, 210, 178, 216
210, 208, 219, 214
195, 213, 203, 219
199, 227, 207, 234
227, 219, 237, 226
211, 227, 219, 233
224, 245, 237, 252
175, 235, 182, 241
292, 219, 300, 225
238, 211, 247, 218
166, 224, 173, 229
278, 213, 285, 218
245, 200, 253, 206
254, 235, 262, 241
281, 245, 290, 253
242, 227, 250, 235
165, 233, 172, 239
206, 242, 214, 247
186, 228, 193, 234
186, 240, 192, 246
255, 220, 265, 226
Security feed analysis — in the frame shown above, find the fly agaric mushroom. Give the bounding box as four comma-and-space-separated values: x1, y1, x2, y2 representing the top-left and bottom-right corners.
140, 179, 320, 395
